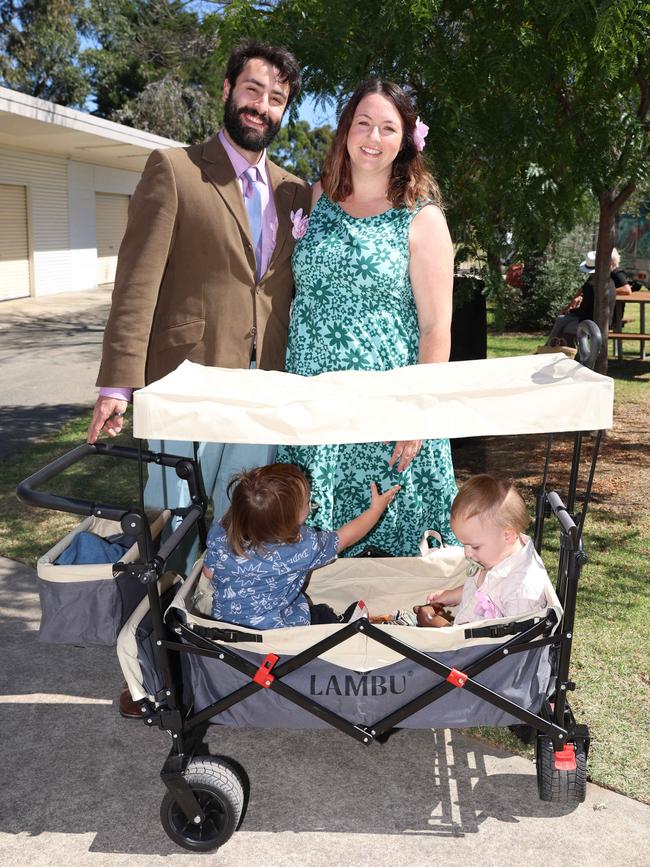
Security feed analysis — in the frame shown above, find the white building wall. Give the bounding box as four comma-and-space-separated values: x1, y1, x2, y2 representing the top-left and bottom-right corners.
0, 147, 142, 296
0, 146, 69, 296
67, 161, 140, 291
67, 161, 96, 292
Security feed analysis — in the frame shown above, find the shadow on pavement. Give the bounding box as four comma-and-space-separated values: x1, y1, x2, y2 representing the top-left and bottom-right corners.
0, 403, 89, 459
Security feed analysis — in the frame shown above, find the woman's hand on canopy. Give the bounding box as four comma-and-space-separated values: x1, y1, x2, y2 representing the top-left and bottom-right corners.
388, 439, 423, 473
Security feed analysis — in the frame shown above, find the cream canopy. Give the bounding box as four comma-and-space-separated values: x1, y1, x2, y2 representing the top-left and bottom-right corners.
133, 354, 613, 445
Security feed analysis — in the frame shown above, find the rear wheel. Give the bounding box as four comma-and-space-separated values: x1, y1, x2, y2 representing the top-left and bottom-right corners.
160, 758, 245, 852
536, 737, 587, 803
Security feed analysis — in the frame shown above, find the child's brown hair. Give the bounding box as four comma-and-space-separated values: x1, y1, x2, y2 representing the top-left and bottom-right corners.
221, 463, 310, 556
450, 474, 529, 533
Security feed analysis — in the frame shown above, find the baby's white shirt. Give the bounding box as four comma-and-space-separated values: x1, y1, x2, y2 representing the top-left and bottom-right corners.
454, 534, 549, 624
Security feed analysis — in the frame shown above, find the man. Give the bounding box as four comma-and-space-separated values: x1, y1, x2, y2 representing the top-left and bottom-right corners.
86, 40, 309, 716
545, 248, 631, 346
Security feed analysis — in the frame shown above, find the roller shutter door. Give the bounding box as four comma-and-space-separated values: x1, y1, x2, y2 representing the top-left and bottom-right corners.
96, 193, 129, 284
0, 184, 31, 301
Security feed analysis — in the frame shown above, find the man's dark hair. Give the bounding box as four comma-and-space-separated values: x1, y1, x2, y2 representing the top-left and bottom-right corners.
225, 39, 302, 107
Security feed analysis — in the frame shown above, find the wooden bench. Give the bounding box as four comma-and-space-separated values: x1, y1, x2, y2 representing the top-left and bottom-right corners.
609, 331, 648, 361
609, 332, 647, 340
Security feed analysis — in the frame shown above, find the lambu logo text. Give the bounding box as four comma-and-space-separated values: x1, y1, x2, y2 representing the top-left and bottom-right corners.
309, 673, 408, 697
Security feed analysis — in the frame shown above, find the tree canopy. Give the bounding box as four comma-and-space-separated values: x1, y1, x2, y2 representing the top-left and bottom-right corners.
217, 0, 650, 369
82, 0, 224, 142
0, 0, 89, 105
268, 120, 333, 183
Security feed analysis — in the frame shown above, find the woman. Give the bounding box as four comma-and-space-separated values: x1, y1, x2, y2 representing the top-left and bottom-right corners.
277, 79, 458, 556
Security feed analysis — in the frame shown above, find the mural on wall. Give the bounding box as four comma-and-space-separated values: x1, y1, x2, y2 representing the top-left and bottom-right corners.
617, 200, 650, 260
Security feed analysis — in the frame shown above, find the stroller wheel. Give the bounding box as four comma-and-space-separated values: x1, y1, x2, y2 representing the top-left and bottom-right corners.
536, 736, 587, 803
160, 758, 245, 852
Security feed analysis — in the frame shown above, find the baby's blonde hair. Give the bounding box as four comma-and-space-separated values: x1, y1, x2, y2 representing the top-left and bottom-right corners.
451, 474, 529, 533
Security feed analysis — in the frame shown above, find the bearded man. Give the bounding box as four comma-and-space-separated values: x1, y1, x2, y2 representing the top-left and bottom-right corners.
86, 41, 309, 716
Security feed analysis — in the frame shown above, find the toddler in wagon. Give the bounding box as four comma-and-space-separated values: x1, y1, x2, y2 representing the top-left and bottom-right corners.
202, 463, 399, 629
424, 474, 549, 625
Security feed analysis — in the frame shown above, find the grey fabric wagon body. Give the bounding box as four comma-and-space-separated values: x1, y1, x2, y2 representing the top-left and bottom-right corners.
37, 510, 170, 646
117, 550, 561, 730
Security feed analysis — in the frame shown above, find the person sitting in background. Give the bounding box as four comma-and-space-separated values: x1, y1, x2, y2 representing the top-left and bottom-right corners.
545, 248, 630, 345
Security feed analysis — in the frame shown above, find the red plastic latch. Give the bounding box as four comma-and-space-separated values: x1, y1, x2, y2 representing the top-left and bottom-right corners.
446, 668, 468, 688
252, 653, 280, 688
554, 743, 577, 771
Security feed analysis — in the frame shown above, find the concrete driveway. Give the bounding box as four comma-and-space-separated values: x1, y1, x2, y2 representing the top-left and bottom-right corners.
0, 288, 111, 458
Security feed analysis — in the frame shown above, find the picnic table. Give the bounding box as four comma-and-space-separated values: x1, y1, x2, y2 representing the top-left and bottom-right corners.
610, 289, 650, 360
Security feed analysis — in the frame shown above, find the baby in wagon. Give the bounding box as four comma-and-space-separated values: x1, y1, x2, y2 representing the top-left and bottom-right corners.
202, 463, 400, 629
423, 474, 549, 625
370, 474, 549, 627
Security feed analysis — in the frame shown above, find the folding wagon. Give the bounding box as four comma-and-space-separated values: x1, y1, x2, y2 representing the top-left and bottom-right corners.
18, 353, 613, 851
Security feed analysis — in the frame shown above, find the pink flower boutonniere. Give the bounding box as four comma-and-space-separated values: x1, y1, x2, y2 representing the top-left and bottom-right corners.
290, 208, 309, 240
413, 117, 429, 152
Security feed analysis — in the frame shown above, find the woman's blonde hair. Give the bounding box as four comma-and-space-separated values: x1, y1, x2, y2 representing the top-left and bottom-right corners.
320, 79, 443, 211
222, 464, 310, 556
451, 474, 529, 533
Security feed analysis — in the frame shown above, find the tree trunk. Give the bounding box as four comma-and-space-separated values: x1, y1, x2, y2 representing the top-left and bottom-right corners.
593, 194, 616, 375
593, 184, 637, 374
485, 247, 505, 330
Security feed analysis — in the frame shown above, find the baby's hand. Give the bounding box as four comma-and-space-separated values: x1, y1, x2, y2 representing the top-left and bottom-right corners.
202, 565, 214, 579
426, 590, 452, 606
369, 481, 401, 514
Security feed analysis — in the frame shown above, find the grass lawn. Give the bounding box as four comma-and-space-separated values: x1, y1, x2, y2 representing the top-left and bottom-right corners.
460, 328, 650, 804
1, 335, 648, 803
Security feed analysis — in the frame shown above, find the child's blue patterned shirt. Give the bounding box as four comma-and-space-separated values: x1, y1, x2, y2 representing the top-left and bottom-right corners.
205, 522, 339, 628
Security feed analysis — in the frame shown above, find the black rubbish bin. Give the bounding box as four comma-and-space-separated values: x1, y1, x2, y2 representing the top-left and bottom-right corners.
450, 275, 488, 467
450, 274, 487, 362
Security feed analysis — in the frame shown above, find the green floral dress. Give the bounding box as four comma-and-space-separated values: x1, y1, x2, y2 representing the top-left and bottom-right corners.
277, 196, 458, 556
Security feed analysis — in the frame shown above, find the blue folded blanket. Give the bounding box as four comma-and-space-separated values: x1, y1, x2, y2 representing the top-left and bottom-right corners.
55, 531, 132, 566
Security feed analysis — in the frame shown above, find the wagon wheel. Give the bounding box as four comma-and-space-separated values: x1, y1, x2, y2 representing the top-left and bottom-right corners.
536, 736, 587, 804
160, 758, 245, 852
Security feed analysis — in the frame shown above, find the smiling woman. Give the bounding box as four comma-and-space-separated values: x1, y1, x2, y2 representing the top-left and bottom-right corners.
276, 79, 459, 557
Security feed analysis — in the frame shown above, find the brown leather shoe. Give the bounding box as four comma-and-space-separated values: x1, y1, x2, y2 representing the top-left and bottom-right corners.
118, 685, 145, 719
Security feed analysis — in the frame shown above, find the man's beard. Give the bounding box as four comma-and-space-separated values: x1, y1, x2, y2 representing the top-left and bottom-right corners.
223, 93, 281, 151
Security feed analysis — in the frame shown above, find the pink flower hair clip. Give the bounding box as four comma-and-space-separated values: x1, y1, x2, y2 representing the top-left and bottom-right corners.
413, 117, 429, 152
290, 208, 309, 240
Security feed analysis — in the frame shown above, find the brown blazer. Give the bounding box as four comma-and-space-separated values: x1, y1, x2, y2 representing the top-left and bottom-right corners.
97, 135, 311, 388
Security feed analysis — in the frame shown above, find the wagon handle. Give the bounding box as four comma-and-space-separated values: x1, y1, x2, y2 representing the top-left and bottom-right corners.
15, 443, 132, 521
16, 442, 203, 525
545, 491, 578, 545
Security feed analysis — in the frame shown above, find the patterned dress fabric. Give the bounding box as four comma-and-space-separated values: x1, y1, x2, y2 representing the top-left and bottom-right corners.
277, 196, 458, 557
205, 522, 339, 628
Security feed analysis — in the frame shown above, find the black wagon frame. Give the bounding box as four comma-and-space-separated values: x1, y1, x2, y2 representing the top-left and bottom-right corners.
17, 417, 602, 847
